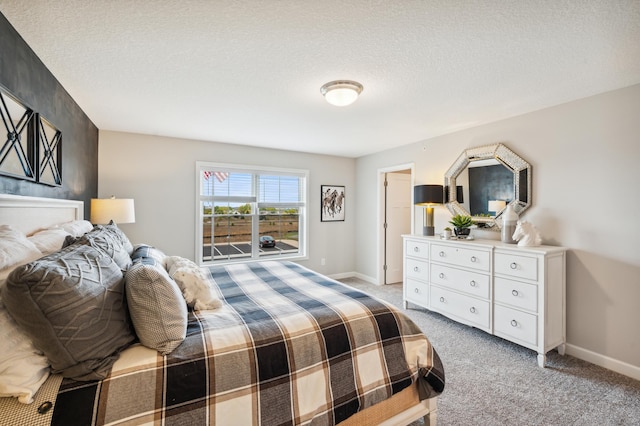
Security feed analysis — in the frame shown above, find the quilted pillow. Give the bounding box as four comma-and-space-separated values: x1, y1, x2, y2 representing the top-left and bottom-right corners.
0, 225, 42, 270
72, 224, 132, 270
3, 243, 136, 381
125, 257, 187, 355
165, 256, 222, 311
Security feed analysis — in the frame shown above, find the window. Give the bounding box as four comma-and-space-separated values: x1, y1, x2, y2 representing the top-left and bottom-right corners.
196, 162, 308, 265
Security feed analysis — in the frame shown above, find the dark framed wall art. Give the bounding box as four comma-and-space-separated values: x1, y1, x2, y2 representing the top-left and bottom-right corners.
321, 185, 345, 222
0, 85, 62, 187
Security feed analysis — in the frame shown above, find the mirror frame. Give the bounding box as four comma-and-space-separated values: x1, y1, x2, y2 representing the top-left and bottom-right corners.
444, 143, 532, 229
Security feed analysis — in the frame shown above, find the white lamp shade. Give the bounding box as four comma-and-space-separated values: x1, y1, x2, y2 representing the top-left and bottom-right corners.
488, 200, 506, 213
91, 198, 135, 224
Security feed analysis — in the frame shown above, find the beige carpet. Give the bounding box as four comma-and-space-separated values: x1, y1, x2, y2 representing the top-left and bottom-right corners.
338, 278, 640, 426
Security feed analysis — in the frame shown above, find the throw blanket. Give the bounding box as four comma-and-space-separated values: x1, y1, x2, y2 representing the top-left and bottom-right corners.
51, 261, 445, 425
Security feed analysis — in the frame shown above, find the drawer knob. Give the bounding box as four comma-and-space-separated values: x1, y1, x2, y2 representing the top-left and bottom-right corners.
510, 262, 518, 270
512, 289, 519, 297
469, 280, 476, 287
439, 297, 445, 303
439, 273, 445, 279
414, 288, 420, 293
470, 256, 477, 262
414, 266, 419, 272
439, 251, 445, 257
510, 320, 518, 327
413, 246, 419, 252
470, 307, 476, 314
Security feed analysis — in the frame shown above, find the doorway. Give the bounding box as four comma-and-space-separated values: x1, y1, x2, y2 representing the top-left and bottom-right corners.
378, 164, 414, 285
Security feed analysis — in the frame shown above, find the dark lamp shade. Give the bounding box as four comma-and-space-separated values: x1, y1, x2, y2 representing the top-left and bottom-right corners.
414, 184, 444, 205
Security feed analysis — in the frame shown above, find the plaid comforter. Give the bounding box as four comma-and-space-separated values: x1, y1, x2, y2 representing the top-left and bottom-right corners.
50, 261, 444, 425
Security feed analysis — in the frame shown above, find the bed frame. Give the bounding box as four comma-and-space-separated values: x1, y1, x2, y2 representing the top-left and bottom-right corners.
0, 194, 83, 235
0, 193, 437, 426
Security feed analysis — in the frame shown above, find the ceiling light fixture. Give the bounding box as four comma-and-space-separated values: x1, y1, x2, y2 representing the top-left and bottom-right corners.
320, 80, 363, 107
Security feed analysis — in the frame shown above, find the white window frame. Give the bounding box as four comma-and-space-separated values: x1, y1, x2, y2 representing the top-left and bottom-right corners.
195, 161, 308, 266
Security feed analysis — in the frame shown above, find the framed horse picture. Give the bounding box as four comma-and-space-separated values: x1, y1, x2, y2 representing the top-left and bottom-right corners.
321, 185, 345, 222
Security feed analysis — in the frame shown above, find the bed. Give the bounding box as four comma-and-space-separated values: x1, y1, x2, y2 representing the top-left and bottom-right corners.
0, 194, 444, 426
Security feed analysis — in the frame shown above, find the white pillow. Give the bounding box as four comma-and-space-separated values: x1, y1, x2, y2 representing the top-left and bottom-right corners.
28, 228, 71, 255
0, 250, 51, 405
57, 220, 93, 237
0, 297, 50, 404
0, 225, 42, 270
165, 256, 222, 311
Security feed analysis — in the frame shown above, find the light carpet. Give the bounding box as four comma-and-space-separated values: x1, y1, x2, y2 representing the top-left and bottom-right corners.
338, 278, 640, 426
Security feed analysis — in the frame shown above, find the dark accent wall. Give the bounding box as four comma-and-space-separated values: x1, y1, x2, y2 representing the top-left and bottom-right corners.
0, 12, 98, 219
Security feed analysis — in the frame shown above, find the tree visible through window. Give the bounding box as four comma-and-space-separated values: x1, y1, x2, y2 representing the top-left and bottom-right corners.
197, 162, 307, 264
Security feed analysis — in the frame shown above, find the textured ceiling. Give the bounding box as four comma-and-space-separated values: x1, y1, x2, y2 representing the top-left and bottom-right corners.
1, 0, 639, 158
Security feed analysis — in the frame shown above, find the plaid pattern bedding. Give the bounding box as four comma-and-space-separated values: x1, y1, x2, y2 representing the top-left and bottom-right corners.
50, 261, 445, 425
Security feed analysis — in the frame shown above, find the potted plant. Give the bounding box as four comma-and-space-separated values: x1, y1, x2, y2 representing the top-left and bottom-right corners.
449, 214, 474, 237
443, 227, 452, 239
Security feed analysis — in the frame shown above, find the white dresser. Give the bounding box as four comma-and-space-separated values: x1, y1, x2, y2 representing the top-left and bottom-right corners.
403, 235, 566, 367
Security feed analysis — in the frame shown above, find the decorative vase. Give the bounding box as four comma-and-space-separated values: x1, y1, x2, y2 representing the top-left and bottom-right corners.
501, 204, 519, 244
443, 229, 452, 239
454, 227, 471, 237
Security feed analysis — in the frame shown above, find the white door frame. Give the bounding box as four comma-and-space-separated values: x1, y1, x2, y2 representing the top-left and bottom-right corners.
376, 163, 415, 285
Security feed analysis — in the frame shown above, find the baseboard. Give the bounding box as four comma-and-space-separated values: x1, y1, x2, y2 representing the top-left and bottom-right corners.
327, 271, 356, 280
327, 271, 379, 285
353, 272, 378, 284
565, 343, 640, 381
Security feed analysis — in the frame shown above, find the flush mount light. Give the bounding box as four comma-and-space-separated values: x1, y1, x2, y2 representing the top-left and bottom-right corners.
320, 80, 363, 107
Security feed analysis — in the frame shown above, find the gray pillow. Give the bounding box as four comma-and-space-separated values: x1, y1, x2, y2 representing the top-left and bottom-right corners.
73, 225, 132, 270
125, 258, 187, 355
3, 244, 135, 381
104, 221, 134, 255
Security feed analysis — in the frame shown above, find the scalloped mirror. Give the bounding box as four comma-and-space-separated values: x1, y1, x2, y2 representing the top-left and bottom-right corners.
444, 143, 531, 230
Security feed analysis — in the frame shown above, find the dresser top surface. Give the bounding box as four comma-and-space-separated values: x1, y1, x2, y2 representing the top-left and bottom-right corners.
403, 234, 567, 254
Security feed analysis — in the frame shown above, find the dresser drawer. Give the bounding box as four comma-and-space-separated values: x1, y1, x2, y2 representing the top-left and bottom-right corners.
405, 278, 429, 306
495, 277, 538, 312
406, 258, 428, 280
495, 252, 538, 281
430, 286, 490, 329
431, 243, 490, 272
405, 239, 429, 260
431, 263, 490, 299
494, 305, 537, 346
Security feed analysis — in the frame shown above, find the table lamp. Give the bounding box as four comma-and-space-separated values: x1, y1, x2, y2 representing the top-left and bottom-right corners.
414, 185, 444, 236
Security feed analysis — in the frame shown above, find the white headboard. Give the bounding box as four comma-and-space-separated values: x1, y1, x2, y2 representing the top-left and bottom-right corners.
0, 194, 84, 235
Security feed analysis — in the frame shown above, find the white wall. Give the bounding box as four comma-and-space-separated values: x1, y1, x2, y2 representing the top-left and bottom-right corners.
356, 84, 640, 377
99, 84, 640, 378
98, 131, 356, 275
